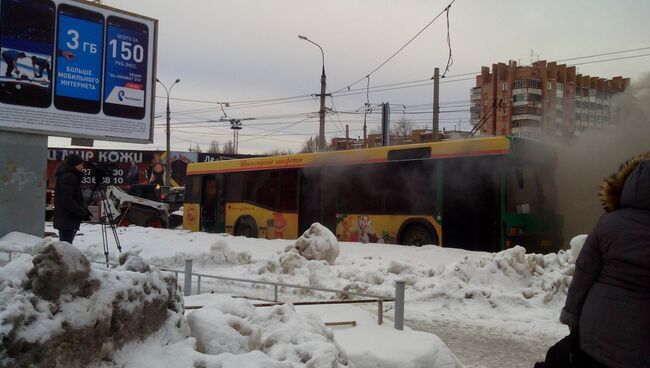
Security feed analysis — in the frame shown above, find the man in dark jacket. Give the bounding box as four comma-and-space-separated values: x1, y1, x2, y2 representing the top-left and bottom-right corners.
2, 49, 26, 77
53, 154, 91, 244
560, 155, 650, 368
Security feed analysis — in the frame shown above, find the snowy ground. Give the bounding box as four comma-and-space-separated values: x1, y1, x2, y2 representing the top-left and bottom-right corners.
1, 224, 579, 367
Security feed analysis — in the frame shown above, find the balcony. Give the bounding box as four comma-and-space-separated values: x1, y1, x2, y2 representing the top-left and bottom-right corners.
513, 79, 541, 89
513, 87, 542, 96
512, 114, 542, 122
471, 87, 481, 100
512, 126, 542, 141
512, 100, 542, 108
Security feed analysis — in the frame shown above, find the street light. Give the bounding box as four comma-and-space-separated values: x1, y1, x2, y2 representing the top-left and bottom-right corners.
156, 78, 180, 185
298, 34, 326, 151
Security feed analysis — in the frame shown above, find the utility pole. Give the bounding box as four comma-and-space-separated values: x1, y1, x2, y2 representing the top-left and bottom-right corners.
345, 124, 349, 150
156, 78, 181, 185
231, 120, 242, 154
298, 35, 327, 151
319, 64, 326, 151
363, 103, 368, 148
381, 102, 390, 146
218, 117, 254, 154
432, 67, 440, 141
491, 64, 498, 135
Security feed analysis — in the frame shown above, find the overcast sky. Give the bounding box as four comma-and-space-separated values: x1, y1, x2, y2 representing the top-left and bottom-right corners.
49, 0, 650, 153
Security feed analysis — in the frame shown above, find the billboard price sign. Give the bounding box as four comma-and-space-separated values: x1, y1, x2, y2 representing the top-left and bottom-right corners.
0, 0, 157, 143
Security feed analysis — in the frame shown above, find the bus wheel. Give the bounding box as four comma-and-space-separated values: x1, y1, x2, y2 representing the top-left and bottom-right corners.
234, 216, 258, 238
401, 224, 436, 246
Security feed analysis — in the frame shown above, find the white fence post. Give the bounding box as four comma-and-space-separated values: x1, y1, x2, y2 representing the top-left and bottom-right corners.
184, 259, 193, 296
394, 280, 405, 330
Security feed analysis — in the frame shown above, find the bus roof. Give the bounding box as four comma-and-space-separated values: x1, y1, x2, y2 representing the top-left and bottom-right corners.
187, 136, 512, 175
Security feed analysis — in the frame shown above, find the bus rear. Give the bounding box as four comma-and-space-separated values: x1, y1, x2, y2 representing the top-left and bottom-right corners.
502, 138, 563, 253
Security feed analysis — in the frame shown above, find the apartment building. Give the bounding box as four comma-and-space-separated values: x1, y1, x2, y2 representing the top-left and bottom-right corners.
470, 60, 630, 141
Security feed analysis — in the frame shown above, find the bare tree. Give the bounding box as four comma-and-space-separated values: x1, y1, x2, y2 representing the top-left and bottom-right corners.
221, 140, 235, 154
265, 148, 293, 156
391, 118, 414, 139
189, 144, 202, 153
300, 136, 319, 153
208, 140, 220, 154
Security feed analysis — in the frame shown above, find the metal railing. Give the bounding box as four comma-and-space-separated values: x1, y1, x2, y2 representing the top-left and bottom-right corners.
162, 259, 406, 330
0, 251, 406, 330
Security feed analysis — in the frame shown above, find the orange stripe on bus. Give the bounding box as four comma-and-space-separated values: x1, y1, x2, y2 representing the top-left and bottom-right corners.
187, 149, 510, 175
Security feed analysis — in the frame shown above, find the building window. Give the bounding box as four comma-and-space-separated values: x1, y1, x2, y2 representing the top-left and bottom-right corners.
502, 82, 508, 91
547, 81, 552, 90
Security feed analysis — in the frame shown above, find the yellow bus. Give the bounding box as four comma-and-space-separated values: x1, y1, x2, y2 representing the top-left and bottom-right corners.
183, 137, 562, 253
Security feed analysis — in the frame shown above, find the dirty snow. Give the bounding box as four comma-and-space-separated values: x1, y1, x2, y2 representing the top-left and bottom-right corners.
2, 225, 588, 367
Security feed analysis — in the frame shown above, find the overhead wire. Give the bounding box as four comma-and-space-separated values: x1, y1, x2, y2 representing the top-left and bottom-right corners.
556, 46, 650, 62
162, 45, 650, 150
155, 45, 650, 115
334, 0, 456, 94
441, 5, 453, 77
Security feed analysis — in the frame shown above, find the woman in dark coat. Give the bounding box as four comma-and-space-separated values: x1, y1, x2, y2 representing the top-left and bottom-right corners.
560, 154, 650, 368
53, 154, 90, 244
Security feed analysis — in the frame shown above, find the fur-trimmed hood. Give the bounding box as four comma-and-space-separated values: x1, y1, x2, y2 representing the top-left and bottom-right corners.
599, 153, 650, 212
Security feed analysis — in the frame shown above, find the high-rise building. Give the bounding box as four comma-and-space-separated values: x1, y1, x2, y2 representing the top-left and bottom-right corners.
470, 60, 630, 142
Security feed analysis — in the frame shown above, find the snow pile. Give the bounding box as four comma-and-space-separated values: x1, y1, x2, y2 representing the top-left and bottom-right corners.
405, 245, 576, 330
93, 295, 352, 368
252, 243, 578, 332
292, 223, 340, 265
23, 241, 93, 300
0, 231, 47, 254
146, 239, 252, 268
254, 223, 342, 290
259, 251, 344, 292
0, 240, 184, 367
187, 295, 351, 367
569, 234, 588, 262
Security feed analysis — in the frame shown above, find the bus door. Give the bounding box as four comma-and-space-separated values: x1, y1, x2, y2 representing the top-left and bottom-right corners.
441, 156, 502, 251
201, 175, 224, 233
298, 168, 336, 234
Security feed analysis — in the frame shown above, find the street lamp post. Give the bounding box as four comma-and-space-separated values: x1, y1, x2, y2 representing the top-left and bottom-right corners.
298, 35, 326, 151
156, 78, 180, 185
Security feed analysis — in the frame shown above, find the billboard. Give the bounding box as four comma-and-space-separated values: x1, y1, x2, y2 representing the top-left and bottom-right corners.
0, 0, 157, 143
46, 149, 259, 192
47, 149, 197, 190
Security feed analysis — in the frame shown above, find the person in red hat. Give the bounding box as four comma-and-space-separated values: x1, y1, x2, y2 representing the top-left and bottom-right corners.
53, 153, 91, 244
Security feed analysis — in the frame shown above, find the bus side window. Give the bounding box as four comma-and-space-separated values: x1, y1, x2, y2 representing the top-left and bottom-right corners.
336, 164, 383, 213
384, 160, 436, 214
279, 170, 298, 211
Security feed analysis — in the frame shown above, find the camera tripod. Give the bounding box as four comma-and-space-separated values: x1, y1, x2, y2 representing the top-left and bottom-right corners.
88, 177, 122, 266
